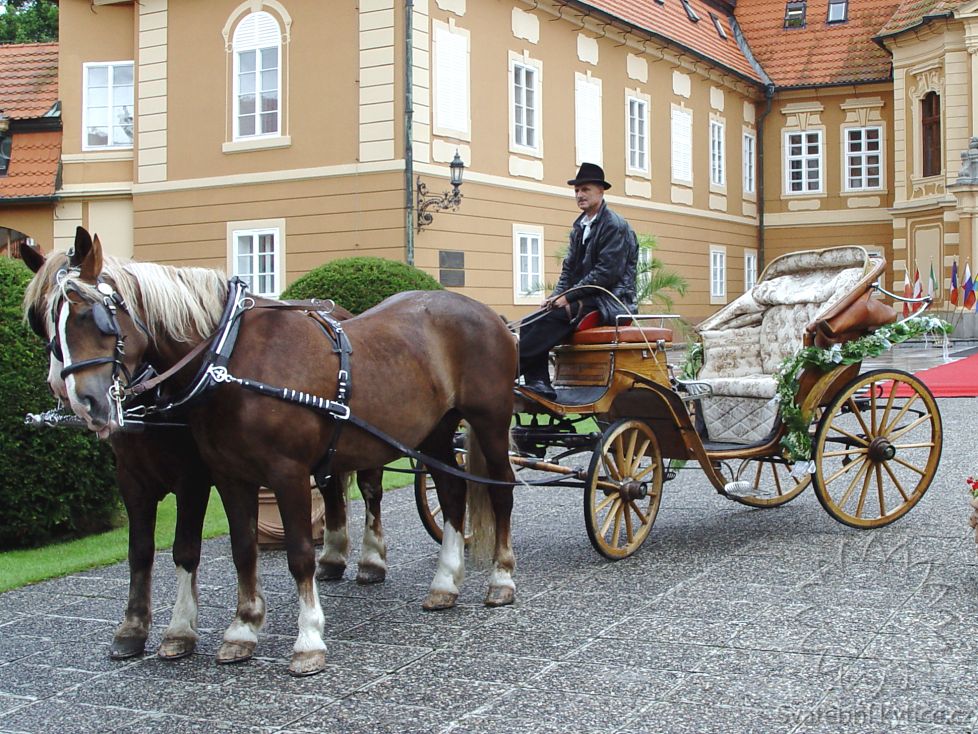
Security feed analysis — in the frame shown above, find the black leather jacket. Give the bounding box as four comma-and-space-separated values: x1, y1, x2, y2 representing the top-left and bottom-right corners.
553, 202, 638, 325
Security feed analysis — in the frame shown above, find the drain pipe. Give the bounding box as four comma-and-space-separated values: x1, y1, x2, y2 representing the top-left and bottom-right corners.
757, 83, 775, 271
404, 0, 415, 266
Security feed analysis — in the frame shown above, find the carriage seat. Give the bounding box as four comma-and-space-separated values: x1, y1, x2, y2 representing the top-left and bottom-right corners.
690, 247, 870, 444
570, 325, 673, 345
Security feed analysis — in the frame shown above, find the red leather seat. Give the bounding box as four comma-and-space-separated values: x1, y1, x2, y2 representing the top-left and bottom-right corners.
570, 325, 673, 345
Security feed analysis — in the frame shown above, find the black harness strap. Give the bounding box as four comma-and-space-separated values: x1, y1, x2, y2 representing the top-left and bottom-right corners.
309, 312, 352, 489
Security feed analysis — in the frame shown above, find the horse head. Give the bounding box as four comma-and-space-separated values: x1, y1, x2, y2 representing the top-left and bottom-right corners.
24, 226, 151, 438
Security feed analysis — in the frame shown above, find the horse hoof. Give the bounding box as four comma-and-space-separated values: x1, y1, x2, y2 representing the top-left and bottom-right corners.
289, 650, 326, 677
422, 591, 458, 611
216, 640, 256, 665
109, 636, 147, 660
485, 586, 515, 607
157, 636, 196, 660
355, 564, 387, 585
316, 561, 346, 581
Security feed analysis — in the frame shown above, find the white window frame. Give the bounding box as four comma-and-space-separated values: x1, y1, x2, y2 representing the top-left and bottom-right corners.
575, 72, 603, 166
843, 126, 883, 192
637, 243, 652, 303
710, 245, 727, 304
625, 92, 650, 177
710, 117, 726, 188
432, 19, 471, 140
784, 129, 824, 195
744, 248, 758, 292
671, 105, 693, 185
82, 61, 134, 151
227, 218, 285, 298
508, 52, 543, 158
231, 11, 282, 142
512, 224, 545, 305
743, 130, 756, 196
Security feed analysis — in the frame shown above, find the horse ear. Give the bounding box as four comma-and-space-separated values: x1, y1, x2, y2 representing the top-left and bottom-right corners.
20, 244, 46, 273
77, 231, 104, 282
69, 226, 93, 268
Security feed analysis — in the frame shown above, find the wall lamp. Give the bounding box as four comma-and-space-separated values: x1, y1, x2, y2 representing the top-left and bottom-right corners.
417, 151, 464, 232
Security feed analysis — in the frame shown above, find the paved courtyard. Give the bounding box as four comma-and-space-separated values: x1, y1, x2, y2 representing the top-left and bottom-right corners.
1, 345, 978, 733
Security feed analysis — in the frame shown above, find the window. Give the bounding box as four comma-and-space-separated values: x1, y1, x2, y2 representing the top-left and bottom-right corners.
0, 135, 10, 176
710, 13, 728, 39
83, 62, 134, 149
827, 0, 847, 22
671, 107, 692, 183
784, 1, 806, 27
785, 130, 823, 193
232, 227, 281, 297
743, 131, 756, 194
432, 21, 470, 138
921, 91, 941, 178
710, 119, 725, 187
680, 0, 700, 21
575, 73, 602, 166
744, 249, 758, 292
710, 246, 726, 301
637, 244, 652, 302
627, 96, 648, 174
232, 11, 281, 140
513, 225, 545, 304
511, 60, 539, 153
845, 127, 882, 190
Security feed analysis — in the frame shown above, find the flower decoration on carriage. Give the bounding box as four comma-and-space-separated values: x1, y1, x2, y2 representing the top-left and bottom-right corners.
968, 476, 978, 498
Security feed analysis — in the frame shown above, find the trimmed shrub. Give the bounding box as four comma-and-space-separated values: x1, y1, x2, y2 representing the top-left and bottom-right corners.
0, 257, 118, 550
281, 256, 443, 314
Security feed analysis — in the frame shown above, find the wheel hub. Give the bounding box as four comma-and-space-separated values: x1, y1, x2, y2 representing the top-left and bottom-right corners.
621, 480, 648, 500
867, 436, 896, 462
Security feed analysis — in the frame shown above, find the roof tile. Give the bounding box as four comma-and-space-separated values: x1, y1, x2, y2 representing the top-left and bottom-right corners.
0, 130, 61, 199
0, 42, 59, 119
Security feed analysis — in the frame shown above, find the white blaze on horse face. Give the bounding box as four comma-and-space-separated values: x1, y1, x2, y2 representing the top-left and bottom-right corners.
57, 300, 90, 422
165, 567, 199, 640
293, 579, 326, 655
429, 523, 465, 595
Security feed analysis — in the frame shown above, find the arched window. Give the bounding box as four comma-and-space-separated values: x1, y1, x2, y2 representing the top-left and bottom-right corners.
921, 91, 941, 177
232, 11, 281, 140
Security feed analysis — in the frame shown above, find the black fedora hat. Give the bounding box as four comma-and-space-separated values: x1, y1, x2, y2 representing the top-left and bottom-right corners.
567, 162, 611, 189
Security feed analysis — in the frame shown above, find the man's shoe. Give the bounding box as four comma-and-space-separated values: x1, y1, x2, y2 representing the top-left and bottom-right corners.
523, 378, 557, 401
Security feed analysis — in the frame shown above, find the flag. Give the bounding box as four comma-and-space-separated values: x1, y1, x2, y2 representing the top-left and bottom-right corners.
902, 267, 912, 317
928, 261, 936, 300
912, 266, 922, 300
950, 260, 960, 306
964, 263, 976, 311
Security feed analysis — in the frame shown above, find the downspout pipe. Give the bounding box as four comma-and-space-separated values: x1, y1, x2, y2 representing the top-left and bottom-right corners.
757, 83, 775, 271
404, 0, 415, 266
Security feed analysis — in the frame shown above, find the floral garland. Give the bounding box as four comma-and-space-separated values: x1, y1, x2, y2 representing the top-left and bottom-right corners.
773, 315, 951, 463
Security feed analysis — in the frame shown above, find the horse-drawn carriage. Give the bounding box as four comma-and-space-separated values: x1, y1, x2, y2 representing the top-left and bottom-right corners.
416, 245, 943, 559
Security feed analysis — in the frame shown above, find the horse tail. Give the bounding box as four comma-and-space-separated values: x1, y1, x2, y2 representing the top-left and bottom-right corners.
464, 425, 515, 568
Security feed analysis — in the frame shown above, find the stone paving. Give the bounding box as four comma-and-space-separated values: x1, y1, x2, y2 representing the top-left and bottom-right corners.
2, 343, 978, 733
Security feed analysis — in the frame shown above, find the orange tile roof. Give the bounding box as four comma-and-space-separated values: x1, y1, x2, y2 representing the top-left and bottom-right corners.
876, 0, 967, 38
580, 0, 766, 84
735, 0, 902, 88
0, 130, 60, 199
0, 42, 59, 120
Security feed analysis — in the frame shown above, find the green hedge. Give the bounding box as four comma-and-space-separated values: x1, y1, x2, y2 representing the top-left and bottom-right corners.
281, 256, 442, 314
0, 257, 118, 550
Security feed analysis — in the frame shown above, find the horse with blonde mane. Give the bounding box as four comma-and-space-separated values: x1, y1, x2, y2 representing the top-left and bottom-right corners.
24, 227, 517, 676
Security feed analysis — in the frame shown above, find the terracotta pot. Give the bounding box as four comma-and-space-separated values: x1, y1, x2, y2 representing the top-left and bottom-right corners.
256, 479, 326, 549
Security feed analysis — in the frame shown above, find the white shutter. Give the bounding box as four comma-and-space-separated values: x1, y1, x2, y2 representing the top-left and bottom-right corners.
575, 74, 603, 166
233, 11, 280, 50
671, 107, 692, 182
433, 24, 469, 136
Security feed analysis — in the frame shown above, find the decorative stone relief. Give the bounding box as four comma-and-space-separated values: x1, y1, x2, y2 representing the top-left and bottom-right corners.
577, 34, 598, 65
910, 68, 944, 99
672, 70, 690, 98
626, 53, 647, 83
710, 86, 724, 112
511, 7, 538, 43
436, 0, 465, 15
955, 136, 978, 185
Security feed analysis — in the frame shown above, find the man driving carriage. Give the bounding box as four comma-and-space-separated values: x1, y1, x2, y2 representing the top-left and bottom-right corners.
518, 162, 639, 400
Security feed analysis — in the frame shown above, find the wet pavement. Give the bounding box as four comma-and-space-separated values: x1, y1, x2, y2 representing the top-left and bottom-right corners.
1, 340, 977, 733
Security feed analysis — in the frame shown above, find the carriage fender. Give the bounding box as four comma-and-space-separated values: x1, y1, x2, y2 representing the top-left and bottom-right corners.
607, 371, 700, 461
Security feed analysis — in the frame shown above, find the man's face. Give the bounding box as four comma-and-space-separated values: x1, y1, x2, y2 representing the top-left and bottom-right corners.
575, 183, 603, 214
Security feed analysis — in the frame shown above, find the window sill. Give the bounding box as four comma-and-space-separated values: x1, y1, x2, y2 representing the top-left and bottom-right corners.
709, 182, 727, 195
508, 145, 543, 160
73, 148, 134, 161
223, 135, 292, 154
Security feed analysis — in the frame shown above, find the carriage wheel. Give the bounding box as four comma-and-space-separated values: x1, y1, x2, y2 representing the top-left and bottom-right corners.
727, 457, 811, 508
812, 369, 941, 529
413, 453, 470, 544
584, 419, 663, 560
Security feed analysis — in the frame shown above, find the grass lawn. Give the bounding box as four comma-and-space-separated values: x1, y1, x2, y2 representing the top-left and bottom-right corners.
0, 463, 415, 594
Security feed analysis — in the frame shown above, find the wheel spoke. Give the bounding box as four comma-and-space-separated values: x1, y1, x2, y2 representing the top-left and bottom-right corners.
602, 453, 622, 482
886, 414, 932, 443
869, 385, 878, 435
846, 397, 874, 439
891, 455, 927, 477
854, 460, 874, 518
821, 447, 867, 459
879, 382, 898, 437
594, 492, 617, 513
623, 501, 634, 542
822, 453, 865, 487
633, 461, 657, 482
753, 461, 764, 489
881, 460, 911, 501
834, 458, 870, 512
827, 422, 870, 447
611, 501, 624, 545
623, 430, 639, 475
893, 442, 935, 450
631, 438, 651, 475
875, 464, 886, 517
628, 500, 649, 525
879, 392, 919, 436
600, 498, 622, 537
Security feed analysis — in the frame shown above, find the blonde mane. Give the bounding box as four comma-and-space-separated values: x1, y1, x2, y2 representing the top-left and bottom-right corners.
24, 252, 228, 344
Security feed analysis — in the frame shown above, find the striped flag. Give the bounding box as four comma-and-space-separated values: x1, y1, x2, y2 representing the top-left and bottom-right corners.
902, 267, 912, 317
950, 260, 960, 306
928, 261, 937, 299
912, 266, 922, 300
964, 263, 976, 311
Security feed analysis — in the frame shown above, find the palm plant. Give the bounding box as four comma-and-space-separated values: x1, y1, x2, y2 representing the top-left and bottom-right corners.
635, 234, 688, 311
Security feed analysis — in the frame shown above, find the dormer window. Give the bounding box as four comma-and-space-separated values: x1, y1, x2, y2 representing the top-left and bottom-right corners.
680, 0, 700, 22
784, 1, 806, 28
0, 135, 9, 176
827, 0, 847, 22
710, 12, 728, 39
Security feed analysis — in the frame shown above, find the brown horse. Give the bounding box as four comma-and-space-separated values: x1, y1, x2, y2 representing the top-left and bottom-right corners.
20, 235, 390, 664
25, 228, 517, 676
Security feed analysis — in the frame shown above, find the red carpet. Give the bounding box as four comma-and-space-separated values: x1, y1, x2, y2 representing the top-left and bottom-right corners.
891, 351, 978, 398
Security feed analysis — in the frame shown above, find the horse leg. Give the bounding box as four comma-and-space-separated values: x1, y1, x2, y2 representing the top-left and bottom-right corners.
274, 467, 327, 677
214, 479, 265, 665
420, 421, 467, 611
315, 474, 349, 581
355, 468, 387, 584
157, 481, 209, 660
110, 475, 157, 659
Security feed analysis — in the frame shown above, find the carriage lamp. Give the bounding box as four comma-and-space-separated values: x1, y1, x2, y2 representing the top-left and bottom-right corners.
416, 151, 465, 232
